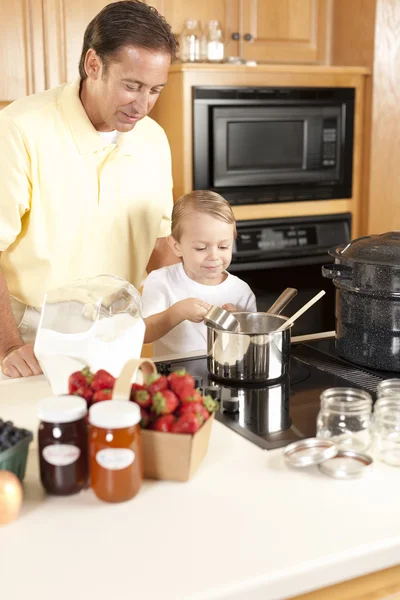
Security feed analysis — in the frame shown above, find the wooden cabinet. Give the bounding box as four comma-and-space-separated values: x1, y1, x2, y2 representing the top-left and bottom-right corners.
240, 0, 330, 63
0, 0, 45, 107
0, 0, 332, 106
42, 0, 110, 89
154, 0, 330, 64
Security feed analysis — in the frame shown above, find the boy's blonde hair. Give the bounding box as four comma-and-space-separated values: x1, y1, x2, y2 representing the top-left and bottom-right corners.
171, 190, 237, 241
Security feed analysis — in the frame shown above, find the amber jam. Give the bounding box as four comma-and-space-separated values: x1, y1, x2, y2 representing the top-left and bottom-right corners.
89, 401, 143, 503
38, 395, 89, 495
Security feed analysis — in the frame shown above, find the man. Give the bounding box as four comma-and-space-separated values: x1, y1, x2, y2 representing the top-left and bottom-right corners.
0, 1, 179, 378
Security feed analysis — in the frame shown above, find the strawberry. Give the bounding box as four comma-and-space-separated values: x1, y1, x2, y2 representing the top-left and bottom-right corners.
73, 386, 94, 404
180, 388, 203, 403
152, 414, 176, 432
168, 370, 195, 395
134, 388, 152, 408
171, 413, 202, 434
68, 371, 88, 394
180, 402, 209, 423
139, 408, 151, 429
202, 394, 219, 414
152, 390, 179, 415
92, 388, 113, 403
131, 382, 146, 399
146, 373, 168, 395
91, 369, 115, 392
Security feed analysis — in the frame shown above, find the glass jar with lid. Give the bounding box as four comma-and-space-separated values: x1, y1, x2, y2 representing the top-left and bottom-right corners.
38, 395, 89, 495
179, 19, 202, 62
205, 20, 224, 62
89, 400, 143, 503
316, 387, 373, 452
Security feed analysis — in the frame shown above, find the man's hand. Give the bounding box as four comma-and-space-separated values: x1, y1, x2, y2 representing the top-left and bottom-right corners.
222, 303, 238, 313
1, 343, 42, 378
177, 298, 211, 323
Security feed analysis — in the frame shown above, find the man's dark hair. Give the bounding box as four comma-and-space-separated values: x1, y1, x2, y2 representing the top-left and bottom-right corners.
79, 1, 178, 79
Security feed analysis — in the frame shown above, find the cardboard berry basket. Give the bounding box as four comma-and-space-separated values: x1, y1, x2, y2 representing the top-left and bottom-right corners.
112, 358, 214, 482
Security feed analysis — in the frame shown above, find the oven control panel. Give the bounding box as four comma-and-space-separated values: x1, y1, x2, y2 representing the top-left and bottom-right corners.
231, 214, 351, 264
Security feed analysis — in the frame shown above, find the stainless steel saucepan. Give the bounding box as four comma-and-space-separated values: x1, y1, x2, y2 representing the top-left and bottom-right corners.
207, 312, 291, 383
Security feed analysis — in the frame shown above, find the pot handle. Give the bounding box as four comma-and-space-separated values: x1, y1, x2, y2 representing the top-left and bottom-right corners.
321, 263, 352, 280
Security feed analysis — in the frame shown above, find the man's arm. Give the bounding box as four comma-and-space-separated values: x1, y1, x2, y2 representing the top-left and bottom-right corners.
0, 257, 42, 378
0, 256, 24, 359
146, 237, 180, 274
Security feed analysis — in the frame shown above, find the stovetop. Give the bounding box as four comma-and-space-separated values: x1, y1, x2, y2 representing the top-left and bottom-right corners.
155, 338, 397, 451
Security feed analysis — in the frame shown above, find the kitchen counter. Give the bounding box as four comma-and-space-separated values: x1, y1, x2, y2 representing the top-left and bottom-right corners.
1, 371, 400, 600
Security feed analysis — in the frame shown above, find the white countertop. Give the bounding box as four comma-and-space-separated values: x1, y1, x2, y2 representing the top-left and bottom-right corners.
1, 362, 400, 600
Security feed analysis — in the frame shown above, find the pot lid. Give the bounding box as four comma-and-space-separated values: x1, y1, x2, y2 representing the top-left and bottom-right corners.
332, 231, 400, 266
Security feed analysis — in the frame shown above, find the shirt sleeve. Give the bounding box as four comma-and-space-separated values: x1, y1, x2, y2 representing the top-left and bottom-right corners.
141, 270, 170, 318
245, 291, 257, 312
156, 130, 173, 239
0, 116, 31, 251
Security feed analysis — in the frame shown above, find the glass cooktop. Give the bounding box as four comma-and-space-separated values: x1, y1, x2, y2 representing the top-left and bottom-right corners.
155, 337, 395, 450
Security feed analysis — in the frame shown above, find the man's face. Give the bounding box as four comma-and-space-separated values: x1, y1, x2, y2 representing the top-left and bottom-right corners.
87, 45, 170, 132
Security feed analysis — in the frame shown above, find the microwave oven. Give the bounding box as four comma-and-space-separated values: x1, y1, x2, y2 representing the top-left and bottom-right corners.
193, 86, 355, 205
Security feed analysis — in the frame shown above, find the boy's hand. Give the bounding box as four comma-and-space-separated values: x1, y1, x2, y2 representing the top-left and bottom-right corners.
222, 303, 238, 313
177, 298, 211, 323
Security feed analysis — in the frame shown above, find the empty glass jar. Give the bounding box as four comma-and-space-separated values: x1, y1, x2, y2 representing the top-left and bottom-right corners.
179, 19, 202, 62
376, 379, 400, 398
316, 388, 373, 452
372, 404, 400, 466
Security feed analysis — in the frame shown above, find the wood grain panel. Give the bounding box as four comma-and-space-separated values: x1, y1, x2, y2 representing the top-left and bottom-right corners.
368, 0, 400, 234
0, 0, 45, 101
42, 0, 110, 87
289, 563, 400, 600
240, 0, 331, 64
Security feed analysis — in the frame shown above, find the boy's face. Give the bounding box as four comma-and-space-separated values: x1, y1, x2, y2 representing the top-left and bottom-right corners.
170, 212, 235, 284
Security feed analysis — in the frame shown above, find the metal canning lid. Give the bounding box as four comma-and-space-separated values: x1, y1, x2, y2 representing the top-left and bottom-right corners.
284, 438, 338, 468
318, 450, 373, 479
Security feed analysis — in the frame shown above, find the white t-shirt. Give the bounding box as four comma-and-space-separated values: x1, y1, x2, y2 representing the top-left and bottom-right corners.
98, 130, 121, 144
141, 262, 257, 357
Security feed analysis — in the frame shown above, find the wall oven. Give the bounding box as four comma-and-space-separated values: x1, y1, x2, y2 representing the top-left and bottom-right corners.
229, 213, 351, 335
193, 86, 355, 205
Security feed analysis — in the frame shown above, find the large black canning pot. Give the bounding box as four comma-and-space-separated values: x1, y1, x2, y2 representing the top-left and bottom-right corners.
322, 231, 400, 372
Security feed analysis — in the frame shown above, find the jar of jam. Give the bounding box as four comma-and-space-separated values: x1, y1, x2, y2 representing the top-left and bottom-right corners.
38, 395, 89, 495
89, 400, 142, 503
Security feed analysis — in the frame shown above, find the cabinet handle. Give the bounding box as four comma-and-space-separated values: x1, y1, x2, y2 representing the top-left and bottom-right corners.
231, 32, 240, 40
244, 33, 253, 41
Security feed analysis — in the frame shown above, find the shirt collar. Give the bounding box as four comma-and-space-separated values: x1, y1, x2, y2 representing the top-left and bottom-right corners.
60, 79, 136, 156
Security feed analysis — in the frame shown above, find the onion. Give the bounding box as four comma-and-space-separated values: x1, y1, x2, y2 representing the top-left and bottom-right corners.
0, 471, 23, 525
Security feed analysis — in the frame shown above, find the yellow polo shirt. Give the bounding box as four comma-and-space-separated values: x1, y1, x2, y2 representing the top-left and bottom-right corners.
0, 80, 173, 307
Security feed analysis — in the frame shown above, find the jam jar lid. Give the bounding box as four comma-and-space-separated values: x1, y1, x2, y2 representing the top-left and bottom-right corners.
38, 395, 87, 423
89, 400, 141, 429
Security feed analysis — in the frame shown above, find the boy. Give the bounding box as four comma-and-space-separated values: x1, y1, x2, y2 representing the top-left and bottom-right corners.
141, 191, 257, 356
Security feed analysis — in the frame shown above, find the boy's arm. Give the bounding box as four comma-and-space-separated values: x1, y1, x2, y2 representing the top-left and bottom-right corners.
143, 298, 211, 343
143, 304, 183, 343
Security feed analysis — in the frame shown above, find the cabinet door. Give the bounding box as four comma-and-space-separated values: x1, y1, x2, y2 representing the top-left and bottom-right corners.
42, 0, 110, 88
0, 0, 45, 105
240, 0, 330, 64
151, 0, 240, 58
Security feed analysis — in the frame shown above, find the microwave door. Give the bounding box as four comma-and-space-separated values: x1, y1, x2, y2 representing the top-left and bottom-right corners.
212, 106, 341, 188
